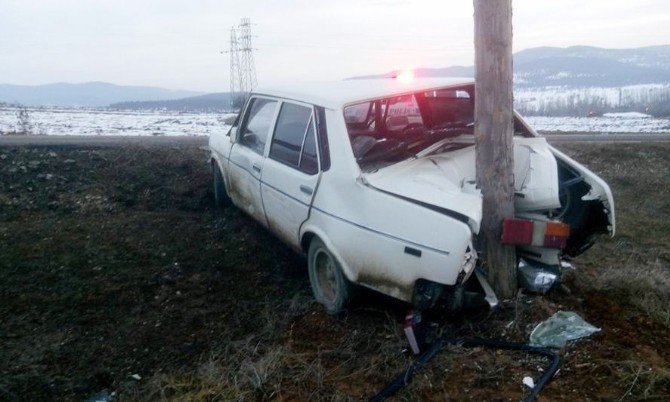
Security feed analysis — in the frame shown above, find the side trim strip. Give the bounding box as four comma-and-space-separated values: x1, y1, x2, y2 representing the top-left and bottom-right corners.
226, 157, 450, 257
261, 181, 311, 207
228, 156, 313, 208
228, 157, 249, 173
312, 207, 450, 256
367, 184, 471, 227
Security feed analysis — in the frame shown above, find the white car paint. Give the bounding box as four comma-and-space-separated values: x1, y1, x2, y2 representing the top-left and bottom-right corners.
209, 78, 615, 306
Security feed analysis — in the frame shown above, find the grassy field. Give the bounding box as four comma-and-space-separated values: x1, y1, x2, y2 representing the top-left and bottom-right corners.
0, 142, 668, 401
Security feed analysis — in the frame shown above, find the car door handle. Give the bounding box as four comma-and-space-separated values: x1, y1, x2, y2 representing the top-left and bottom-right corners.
252, 163, 261, 173
300, 185, 313, 196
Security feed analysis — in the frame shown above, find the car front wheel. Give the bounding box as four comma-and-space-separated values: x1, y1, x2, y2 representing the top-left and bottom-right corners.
308, 238, 352, 314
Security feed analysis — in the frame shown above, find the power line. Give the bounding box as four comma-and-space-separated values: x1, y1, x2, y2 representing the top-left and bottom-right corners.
254, 42, 470, 53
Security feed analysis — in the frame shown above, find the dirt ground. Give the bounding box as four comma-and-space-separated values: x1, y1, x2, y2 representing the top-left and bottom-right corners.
0, 142, 668, 401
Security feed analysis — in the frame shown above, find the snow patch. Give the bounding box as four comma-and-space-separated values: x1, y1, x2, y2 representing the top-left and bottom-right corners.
525, 115, 670, 133
602, 112, 652, 118
515, 84, 670, 115
1, 106, 668, 136
0, 107, 234, 136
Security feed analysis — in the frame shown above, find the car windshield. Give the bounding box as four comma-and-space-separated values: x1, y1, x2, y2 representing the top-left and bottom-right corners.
344, 85, 533, 171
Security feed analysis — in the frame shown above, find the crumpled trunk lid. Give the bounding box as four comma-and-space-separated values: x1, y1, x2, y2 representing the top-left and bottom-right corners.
362, 137, 561, 234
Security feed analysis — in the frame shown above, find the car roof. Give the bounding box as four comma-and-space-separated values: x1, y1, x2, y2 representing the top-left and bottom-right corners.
253, 77, 474, 109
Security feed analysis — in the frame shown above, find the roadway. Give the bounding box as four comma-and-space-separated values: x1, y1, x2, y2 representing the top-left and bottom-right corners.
0, 133, 668, 148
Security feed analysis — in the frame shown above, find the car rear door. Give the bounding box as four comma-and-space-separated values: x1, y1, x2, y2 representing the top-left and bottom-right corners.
261, 100, 321, 248
228, 96, 279, 226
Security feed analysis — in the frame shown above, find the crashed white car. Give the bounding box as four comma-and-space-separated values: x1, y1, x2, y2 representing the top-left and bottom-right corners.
209, 78, 614, 314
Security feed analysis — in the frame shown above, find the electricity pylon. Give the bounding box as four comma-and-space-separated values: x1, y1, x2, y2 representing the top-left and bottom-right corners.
224, 18, 257, 109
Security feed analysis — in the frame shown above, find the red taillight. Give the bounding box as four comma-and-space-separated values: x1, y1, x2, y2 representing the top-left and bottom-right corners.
544, 221, 570, 248
501, 218, 570, 249
501, 218, 534, 245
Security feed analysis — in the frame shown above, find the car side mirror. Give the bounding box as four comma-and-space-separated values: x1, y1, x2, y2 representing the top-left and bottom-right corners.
228, 126, 237, 142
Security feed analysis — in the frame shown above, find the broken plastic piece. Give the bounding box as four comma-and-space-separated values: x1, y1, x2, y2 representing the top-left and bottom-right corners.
560, 260, 575, 270
522, 376, 535, 389
517, 259, 559, 294
530, 311, 600, 348
403, 310, 422, 355
85, 390, 112, 402
474, 269, 499, 309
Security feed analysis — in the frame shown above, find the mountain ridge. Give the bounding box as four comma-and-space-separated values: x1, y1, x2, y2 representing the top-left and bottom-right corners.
2, 45, 669, 112
0, 82, 203, 107
350, 44, 670, 88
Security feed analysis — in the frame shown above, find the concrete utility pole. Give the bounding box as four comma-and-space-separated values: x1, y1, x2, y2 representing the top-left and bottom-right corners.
473, 0, 517, 299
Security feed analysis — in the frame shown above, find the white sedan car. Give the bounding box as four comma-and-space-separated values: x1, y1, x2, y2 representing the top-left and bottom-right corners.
209, 78, 614, 314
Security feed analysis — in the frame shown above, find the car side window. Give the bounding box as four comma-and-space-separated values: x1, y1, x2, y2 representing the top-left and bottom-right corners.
269, 102, 319, 175
299, 118, 318, 175
239, 98, 278, 155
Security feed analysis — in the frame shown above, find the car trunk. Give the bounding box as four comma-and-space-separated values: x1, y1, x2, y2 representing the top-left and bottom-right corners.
361, 135, 613, 264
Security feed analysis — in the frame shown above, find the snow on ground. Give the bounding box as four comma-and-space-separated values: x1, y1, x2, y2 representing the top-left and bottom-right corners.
525, 115, 670, 133
1, 106, 669, 136
515, 84, 670, 115
0, 107, 234, 136
602, 112, 652, 118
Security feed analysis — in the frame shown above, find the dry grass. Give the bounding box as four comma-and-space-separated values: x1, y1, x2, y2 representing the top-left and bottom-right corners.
1, 142, 669, 401
556, 143, 670, 328
594, 261, 670, 326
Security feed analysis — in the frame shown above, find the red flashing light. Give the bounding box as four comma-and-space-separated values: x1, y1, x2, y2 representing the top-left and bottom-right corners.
396, 70, 414, 83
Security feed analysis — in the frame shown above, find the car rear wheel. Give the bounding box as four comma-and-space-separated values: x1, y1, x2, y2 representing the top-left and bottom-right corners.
212, 161, 231, 208
308, 238, 352, 314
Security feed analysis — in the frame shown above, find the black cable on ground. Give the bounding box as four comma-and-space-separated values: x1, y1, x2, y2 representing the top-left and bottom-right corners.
369, 336, 560, 402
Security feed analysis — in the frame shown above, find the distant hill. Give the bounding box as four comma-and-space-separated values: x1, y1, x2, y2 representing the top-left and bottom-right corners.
349, 45, 670, 117
350, 45, 670, 88
109, 92, 234, 112
0, 82, 203, 107
7, 45, 668, 116
513, 45, 670, 87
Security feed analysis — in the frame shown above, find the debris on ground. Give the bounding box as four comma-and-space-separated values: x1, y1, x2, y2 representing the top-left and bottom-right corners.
522, 376, 535, 389
530, 311, 601, 348
2, 143, 669, 401
518, 258, 559, 294
85, 390, 113, 402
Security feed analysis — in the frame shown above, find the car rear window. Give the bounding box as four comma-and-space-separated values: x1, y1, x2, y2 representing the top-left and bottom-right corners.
342, 86, 476, 171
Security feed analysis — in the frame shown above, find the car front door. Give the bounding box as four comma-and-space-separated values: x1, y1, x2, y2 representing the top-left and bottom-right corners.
228, 96, 279, 226
261, 101, 321, 248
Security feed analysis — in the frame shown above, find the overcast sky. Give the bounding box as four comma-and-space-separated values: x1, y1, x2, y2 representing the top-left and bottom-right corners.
1, 0, 669, 92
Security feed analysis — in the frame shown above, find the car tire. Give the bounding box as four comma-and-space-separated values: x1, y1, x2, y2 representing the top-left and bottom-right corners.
212, 161, 231, 208
308, 237, 352, 315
